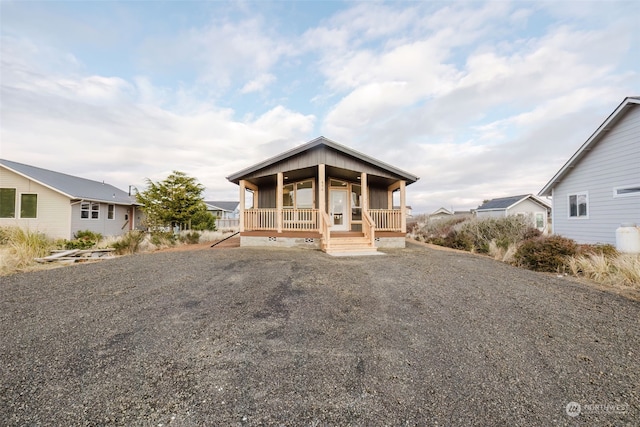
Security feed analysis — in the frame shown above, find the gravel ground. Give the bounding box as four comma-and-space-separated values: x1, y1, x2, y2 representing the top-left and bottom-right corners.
1, 240, 638, 426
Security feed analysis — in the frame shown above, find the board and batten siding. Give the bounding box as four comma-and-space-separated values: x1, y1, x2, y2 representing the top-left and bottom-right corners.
0, 168, 72, 239
70, 203, 132, 237
553, 106, 640, 245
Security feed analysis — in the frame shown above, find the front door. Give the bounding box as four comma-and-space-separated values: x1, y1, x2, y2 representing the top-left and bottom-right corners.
330, 189, 349, 231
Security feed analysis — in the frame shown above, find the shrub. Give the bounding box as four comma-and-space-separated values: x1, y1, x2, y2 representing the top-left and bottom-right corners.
411, 217, 468, 244
65, 230, 103, 249
443, 230, 473, 251
179, 231, 201, 245
577, 243, 618, 257
0, 227, 54, 273
150, 231, 176, 248
513, 235, 578, 272
459, 216, 538, 253
111, 230, 145, 255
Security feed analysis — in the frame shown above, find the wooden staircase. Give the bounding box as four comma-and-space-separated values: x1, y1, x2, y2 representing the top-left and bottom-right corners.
322, 232, 379, 255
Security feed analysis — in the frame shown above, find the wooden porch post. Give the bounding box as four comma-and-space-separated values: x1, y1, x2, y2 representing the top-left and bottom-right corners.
239, 180, 246, 232
318, 164, 326, 215
361, 172, 368, 211
277, 172, 283, 233
400, 180, 406, 233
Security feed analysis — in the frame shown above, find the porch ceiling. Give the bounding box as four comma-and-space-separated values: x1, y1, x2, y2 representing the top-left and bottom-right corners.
243, 165, 399, 188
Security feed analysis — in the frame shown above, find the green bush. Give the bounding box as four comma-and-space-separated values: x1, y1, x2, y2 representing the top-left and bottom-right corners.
150, 231, 176, 247
64, 230, 103, 249
513, 235, 578, 272
458, 216, 538, 253
443, 230, 473, 251
179, 231, 201, 245
111, 230, 145, 255
191, 210, 217, 231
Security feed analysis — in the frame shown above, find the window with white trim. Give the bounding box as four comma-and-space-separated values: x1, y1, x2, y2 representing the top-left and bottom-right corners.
20, 194, 37, 218
81, 202, 100, 219
0, 188, 16, 218
568, 193, 588, 218
613, 184, 640, 198
107, 204, 115, 220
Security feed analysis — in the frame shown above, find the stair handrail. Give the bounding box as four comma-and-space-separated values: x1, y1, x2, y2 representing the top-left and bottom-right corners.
320, 210, 332, 251
362, 209, 376, 247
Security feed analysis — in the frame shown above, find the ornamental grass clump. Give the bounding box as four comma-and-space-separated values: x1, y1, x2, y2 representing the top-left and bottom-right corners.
567, 252, 640, 288
0, 227, 55, 274
111, 230, 145, 255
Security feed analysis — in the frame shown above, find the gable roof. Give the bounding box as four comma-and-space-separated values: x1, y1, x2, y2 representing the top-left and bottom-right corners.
539, 96, 640, 196
0, 159, 136, 205
204, 201, 239, 212
477, 194, 550, 211
430, 207, 454, 216
226, 136, 419, 184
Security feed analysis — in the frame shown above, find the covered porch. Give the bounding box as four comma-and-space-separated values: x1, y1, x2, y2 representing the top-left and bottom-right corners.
227, 137, 418, 253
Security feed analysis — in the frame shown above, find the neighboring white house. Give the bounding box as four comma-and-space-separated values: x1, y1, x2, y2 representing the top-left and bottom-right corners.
429, 207, 454, 221
539, 96, 640, 245
0, 159, 141, 240
476, 194, 551, 232
204, 201, 240, 229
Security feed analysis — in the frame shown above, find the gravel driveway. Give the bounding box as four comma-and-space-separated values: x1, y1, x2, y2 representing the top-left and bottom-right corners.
1, 241, 638, 426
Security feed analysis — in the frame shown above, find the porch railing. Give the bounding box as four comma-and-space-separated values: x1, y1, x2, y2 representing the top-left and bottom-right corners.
243, 209, 319, 231
362, 209, 376, 247
283, 208, 318, 231
320, 211, 331, 251
369, 209, 403, 231
243, 208, 403, 232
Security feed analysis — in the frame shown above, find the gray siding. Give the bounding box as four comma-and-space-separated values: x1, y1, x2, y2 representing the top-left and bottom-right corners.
369, 186, 389, 209
476, 210, 506, 219
553, 106, 640, 244
71, 202, 132, 238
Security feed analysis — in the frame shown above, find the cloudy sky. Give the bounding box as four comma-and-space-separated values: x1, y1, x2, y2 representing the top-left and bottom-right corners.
1, 1, 639, 214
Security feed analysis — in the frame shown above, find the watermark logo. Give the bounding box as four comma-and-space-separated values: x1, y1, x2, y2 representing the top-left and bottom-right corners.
566, 401, 629, 417
566, 402, 581, 417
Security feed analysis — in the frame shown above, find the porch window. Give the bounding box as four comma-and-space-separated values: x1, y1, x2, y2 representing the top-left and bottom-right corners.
0, 188, 16, 218
283, 179, 314, 209
20, 194, 37, 218
351, 184, 362, 221
568, 193, 588, 218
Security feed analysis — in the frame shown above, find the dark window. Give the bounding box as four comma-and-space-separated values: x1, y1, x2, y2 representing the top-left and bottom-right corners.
0, 188, 16, 218
20, 194, 37, 218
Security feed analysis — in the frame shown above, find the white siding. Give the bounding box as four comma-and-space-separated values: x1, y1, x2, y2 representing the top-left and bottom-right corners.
553, 106, 640, 244
507, 199, 550, 231
476, 210, 506, 219
70, 203, 133, 237
0, 168, 72, 239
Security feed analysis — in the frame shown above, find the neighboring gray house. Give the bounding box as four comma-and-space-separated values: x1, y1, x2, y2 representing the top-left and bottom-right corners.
204, 201, 240, 229
476, 194, 551, 232
0, 159, 141, 240
204, 201, 239, 219
539, 96, 640, 245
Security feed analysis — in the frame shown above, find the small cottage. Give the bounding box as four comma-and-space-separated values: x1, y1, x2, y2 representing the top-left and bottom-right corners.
226, 137, 419, 254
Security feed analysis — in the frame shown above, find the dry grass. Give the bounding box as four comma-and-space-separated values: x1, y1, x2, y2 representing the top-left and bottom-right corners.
0, 227, 56, 275
567, 253, 640, 288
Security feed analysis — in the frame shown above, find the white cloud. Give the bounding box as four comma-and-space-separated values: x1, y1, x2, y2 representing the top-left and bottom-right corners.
240, 73, 276, 94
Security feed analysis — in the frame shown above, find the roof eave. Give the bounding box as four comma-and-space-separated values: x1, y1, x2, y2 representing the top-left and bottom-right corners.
539, 97, 640, 196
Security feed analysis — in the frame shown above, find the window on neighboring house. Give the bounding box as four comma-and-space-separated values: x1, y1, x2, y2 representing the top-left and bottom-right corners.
0, 188, 16, 218
20, 194, 37, 218
535, 212, 545, 230
81, 201, 100, 219
568, 193, 588, 218
107, 204, 115, 220
614, 185, 640, 197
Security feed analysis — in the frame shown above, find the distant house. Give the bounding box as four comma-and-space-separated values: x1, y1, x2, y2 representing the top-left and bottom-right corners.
226, 136, 419, 254
539, 96, 640, 245
476, 194, 550, 232
204, 201, 240, 229
429, 207, 454, 221
0, 159, 141, 240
